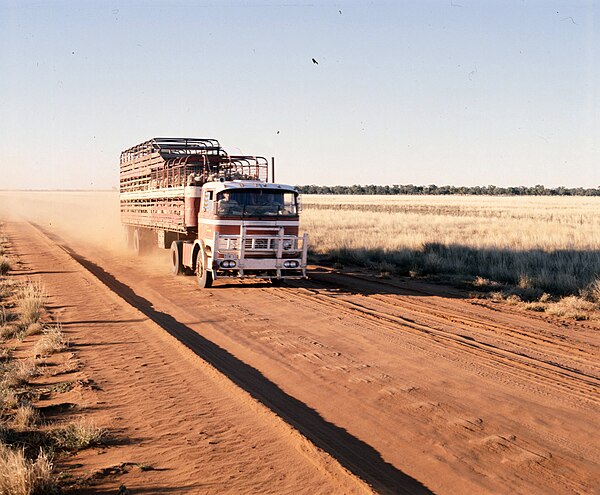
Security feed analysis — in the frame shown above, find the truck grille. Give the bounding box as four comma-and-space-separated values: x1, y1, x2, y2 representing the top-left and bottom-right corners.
245, 238, 271, 250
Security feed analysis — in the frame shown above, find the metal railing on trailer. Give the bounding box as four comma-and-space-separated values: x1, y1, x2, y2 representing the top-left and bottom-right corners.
120, 137, 223, 164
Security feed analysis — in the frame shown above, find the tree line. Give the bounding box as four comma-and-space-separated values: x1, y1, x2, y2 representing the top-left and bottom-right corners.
296, 184, 600, 196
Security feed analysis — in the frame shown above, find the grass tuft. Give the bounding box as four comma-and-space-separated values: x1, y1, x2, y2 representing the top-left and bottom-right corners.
12, 404, 40, 430
3, 360, 39, 388
32, 325, 66, 358
0, 384, 18, 410
50, 418, 108, 451
0, 257, 10, 276
545, 296, 597, 321
17, 283, 45, 328
0, 442, 56, 495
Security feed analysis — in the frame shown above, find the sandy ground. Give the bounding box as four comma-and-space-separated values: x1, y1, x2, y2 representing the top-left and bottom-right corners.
1, 192, 599, 494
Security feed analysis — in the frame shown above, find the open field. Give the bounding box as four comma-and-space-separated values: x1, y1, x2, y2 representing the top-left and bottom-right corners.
0, 191, 598, 494
302, 195, 600, 303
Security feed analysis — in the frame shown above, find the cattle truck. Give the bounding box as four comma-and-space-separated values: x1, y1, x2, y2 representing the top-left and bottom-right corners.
119, 137, 308, 288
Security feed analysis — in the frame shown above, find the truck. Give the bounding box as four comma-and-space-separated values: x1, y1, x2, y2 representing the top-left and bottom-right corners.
119, 137, 308, 288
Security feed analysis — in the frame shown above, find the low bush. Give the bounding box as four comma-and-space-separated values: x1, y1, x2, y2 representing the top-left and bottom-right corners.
50, 418, 107, 451
0, 257, 10, 276
12, 404, 40, 430
18, 284, 45, 328
0, 442, 56, 495
3, 360, 39, 388
32, 326, 66, 358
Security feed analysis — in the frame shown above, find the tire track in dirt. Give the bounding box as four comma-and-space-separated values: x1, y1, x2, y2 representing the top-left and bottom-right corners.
24, 221, 600, 495
313, 271, 599, 354
279, 281, 599, 407
29, 222, 432, 495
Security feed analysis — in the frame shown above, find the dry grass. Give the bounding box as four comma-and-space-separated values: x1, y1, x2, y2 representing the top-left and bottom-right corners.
3, 360, 39, 388
0, 306, 8, 327
23, 323, 43, 338
0, 348, 12, 363
0, 442, 55, 495
544, 297, 598, 320
32, 326, 66, 358
0, 257, 10, 276
0, 385, 18, 410
17, 284, 45, 328
0, 225, 102, 492
583, 278, 600, 303
302, 195, 600, 297
0, 277, 15, 300
51, 418, 108, 451
12, 404, 40, 430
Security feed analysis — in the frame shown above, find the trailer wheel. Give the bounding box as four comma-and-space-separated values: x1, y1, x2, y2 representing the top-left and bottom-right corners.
123, 226, 133, 250
132, 229, 143, 255
196, 249, 213, 288
170, 241, 185, 275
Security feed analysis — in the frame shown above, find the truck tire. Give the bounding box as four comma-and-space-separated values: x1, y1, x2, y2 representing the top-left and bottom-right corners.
124, 226, 133, 250
132, 228, 143, 255
170, 241, 184, 275
196, 248, 213, 288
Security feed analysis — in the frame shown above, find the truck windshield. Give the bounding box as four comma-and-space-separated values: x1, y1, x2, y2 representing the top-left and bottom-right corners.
216, 189, 298, 217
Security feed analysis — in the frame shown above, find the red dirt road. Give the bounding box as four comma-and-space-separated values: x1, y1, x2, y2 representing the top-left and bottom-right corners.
4, 213, 600, 494
6, 221, 372, 494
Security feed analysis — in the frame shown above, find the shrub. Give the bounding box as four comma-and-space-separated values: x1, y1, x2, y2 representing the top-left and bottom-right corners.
0, 278, 15, 300
18, 284, 45, 328
0, 257, 10, 276
12, 404, 40, 430
584, 278, 600, 303
0, 385, 18, 410
0, 347, 12, 363
3, 360, 39, 388
0, 443, 55, 495
50, 418, 107, 451
0, 324, 18, 341
545, 296, 597, 321
32, 326, 66, 358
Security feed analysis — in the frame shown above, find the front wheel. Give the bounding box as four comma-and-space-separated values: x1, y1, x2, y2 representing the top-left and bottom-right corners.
196, 249, 213, 288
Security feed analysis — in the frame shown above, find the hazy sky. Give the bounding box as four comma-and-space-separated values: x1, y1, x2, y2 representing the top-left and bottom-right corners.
0, 0, 598, 189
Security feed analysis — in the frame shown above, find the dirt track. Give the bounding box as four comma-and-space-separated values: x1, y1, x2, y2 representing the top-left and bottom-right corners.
4, 214, 600, 494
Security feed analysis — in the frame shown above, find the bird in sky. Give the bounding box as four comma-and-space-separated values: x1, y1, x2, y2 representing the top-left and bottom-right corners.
312, 58, 318, 65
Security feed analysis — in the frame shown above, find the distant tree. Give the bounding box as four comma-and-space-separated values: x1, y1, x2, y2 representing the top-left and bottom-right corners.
295, 183, 598, 196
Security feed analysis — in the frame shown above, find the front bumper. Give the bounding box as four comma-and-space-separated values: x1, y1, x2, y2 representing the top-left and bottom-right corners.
211, 231, 308, 280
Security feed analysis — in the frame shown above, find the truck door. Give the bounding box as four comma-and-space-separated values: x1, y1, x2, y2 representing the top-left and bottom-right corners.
202, 189, 215, 215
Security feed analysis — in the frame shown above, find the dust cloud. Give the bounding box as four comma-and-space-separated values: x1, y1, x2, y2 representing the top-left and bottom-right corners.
0, 191, 125, 251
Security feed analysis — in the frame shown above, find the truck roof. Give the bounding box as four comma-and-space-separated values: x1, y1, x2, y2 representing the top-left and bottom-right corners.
207, 180, 298, 194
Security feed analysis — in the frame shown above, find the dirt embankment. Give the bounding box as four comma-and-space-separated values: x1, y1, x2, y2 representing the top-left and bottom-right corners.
1, 191, 599, 494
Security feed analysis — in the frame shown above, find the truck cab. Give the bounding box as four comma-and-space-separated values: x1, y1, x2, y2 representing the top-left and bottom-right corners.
178, 180, 308, 287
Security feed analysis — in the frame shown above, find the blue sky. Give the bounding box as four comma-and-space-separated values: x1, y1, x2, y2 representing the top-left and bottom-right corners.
0, 0, 598, 189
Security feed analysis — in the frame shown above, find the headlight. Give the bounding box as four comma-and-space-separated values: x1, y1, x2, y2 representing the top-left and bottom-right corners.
283, 260, 299, 268
282, 239, 293, 250
220, 260, 237, 268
